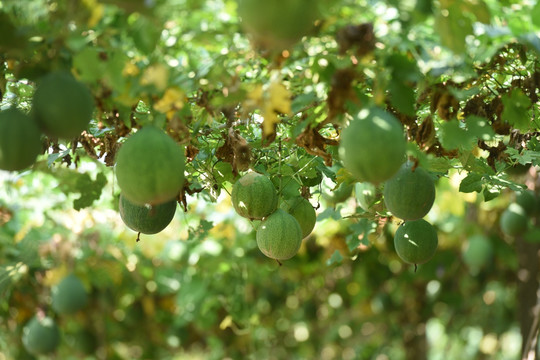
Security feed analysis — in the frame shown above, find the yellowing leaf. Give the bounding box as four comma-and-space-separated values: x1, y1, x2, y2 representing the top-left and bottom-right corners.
154, 87, 185, 117
82, 0, 104, 27
262, 80, 292, 136
43, 265, 69, 287
140, 64, 168, 91
122, 62, 140, 77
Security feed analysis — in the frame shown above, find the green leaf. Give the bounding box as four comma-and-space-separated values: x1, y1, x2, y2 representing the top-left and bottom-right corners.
435, 3, 473, 53
388, 81, 416, 116
459, 173, 483, 193
439, 120, 471, 150
326, 250, 343, 266
465, 116, 495, 141
533, 2, 540, 28
501, 89, 532, 132
73, 173, 107, 211
73, 47, 106, 83
482, 186, 500, 201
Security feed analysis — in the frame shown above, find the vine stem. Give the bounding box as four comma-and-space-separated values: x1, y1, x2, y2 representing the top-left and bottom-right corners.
522, 289, 540, 359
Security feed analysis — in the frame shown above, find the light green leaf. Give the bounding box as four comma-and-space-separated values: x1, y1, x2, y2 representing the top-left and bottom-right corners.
459, 173, 483, 193
73, 173, 107, 211
327, 250, 344, 266
435, 4, 473, 53
501, 89, 532, 132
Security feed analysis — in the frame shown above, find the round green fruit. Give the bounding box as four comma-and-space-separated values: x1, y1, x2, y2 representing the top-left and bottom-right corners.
52, 273, 88, 314
462, 235, 492, 271
115, 126, 185, 205
256, 209, 303, 260
66, 329, 98, 355
33, 70, 94, 139
22, 315, 60, 355
237, 0, 321, 51
339, 107, 406, 184
281, 197, 316, 239
0, 108, 42, 171
231, 171, 278, 220
394, 219, 438, 265
119, 194, 177, 234
383, 162, 435, 220
355, 182, 379, 211
515, 190, 537, 215
323, 181, 354, 205
500, 203, 528, 236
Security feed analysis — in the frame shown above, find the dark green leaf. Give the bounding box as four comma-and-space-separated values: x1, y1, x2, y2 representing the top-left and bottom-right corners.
501, 89, 532, 132
459, 173, 483, 193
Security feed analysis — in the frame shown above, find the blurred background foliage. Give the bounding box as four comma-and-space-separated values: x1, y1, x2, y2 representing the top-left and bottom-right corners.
1, 0, 540, 359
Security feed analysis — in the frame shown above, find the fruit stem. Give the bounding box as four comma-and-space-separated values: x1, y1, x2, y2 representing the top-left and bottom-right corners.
276, 259, 282, 266
136, 232, 141, 242
414, 264, 418, 272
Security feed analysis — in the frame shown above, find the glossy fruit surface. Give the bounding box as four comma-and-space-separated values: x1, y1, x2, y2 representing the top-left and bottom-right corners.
282, 197, 316, 238
115, 126, 185, 205
256, 209, 302, 260
119, 194, 177, 234
0, 108, 42, 171
22, 316, 60, 355
394, 219, 438, 265
340, 107, 406, 184
33, 70, 94, 139
231, 172, 278, 219
51, 273, 88, 314
383, 162, 435, 220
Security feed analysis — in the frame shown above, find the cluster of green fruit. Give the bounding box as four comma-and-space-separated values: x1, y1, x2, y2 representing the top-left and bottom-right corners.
236, 0, 321, 51
114, 126, 186, 239
0, 71, 93, 171
22, 274, 90, 356
500, 189, 538, 237
231, 171, 316, 262
339, 107, 438, 266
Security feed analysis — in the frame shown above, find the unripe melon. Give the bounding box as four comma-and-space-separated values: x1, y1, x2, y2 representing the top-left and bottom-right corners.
115, 126, 185, 205
355, 182, 379, 211
0, 108, 42, 171
323, 180, 354, 205
256, 209, 303, 260
231, 172, 278, 220
500, 203, 528, 236
383, 162, 435, 220
33, 71, 94, 139
51, 273, 88, 314
119, 194, 177, 234
339, 107, 406, 184
462, 235, 493, 271
22, 315, 60, 355
515, 190, 537, 215
394, 219, 438, 265
237, 0, 321, 51
281, 197, 316, 238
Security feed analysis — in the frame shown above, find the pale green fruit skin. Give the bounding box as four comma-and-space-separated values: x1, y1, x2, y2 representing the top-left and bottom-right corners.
33, 71, 94, 139
0, 108, 42, 171
394, 219, 438, 265
339, 107, 406, 185
237, 0, 321, 50
282, 197, 316, 239
115, 126, 185, 205
323, 181, 354, 205
52, 274, 88, 314
119, 194, 176, 234
257, 209, 303, 260
355, 182, 378, 211
463, 235, 493, 271
500, 203, 528, 236
515, 190, 537, 215
231, 172, 278, 220
22, 316, 60, 355
383, 162, 435, 220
